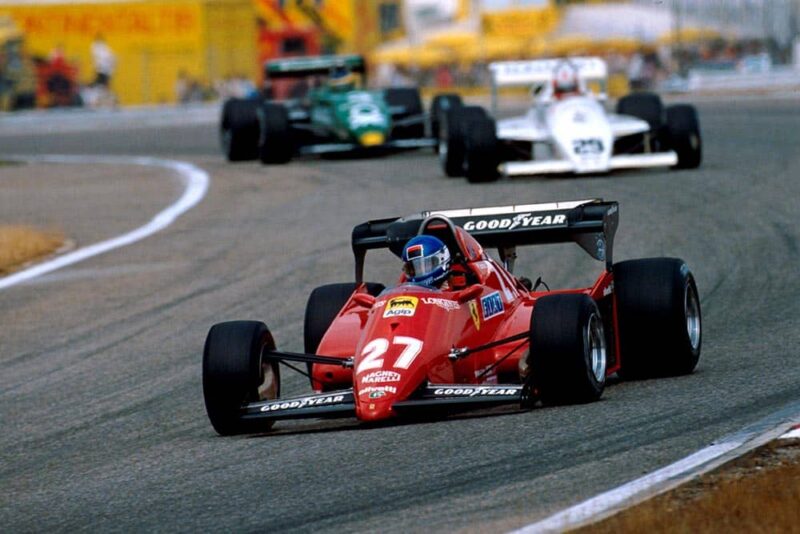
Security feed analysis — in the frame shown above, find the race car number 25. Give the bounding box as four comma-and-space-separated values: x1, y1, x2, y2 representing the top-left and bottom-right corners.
573, 138, 604, 155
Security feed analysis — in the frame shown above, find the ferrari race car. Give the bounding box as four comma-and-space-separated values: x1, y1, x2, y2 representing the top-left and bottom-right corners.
438, 57, 703, 182
220, 54, 452, 163
202, 199, 702, 435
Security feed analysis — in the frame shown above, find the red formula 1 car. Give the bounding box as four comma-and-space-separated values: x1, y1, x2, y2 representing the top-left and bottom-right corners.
202, 199, 702, 435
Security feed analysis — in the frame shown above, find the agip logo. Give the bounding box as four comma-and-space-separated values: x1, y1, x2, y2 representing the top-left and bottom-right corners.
383, 296, 419, 318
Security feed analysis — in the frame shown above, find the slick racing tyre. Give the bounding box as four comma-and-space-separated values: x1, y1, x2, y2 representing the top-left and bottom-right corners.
203, 321, 281, 435
304, 283, 385, 387
616, 92, 664, 130
220, 98, 260, 162
665, 104, 702, 169
463, 114, 500, 183
528, 294, 607, 405
615, 92, 664, 154
257, 103, 293, 164
614, 258, 702, 379
385, 87, 424, 139
430, 94, 463, 150
439, 106, 487, 177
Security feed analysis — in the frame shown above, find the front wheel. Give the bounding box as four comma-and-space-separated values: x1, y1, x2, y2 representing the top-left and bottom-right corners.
665, 104, 702, 169
464, 114, 500, 183
439, 106, 487, 177
615, 258, 701, 379
202, 321, 281, 435
258, 103, 293, 164
528, 294, 607, 405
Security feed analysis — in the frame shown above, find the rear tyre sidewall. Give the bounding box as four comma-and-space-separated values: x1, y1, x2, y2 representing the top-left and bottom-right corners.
615, 258, 702, 379
221, 99, 260, 162
304, 282, 385, 387
529, 294, 607, 405
258, 103, 293, 164
202, 320, 281, 435
665, 104, 702, 169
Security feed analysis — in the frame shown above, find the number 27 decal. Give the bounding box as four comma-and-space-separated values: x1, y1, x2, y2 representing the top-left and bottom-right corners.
356, 336, 423, 374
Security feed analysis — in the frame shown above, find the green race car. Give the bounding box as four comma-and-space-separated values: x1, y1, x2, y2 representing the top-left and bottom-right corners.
220, 54, 460, 163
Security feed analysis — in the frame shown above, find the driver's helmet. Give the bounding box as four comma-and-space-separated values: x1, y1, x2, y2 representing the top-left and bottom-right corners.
329, 65, 355, 91
402, 235, 451, 288
553, 61, 580, 97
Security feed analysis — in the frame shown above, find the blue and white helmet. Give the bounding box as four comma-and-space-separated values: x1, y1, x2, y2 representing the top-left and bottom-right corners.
402, 235, 451, 287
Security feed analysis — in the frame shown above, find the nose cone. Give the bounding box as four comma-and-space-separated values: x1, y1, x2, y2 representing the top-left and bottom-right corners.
359, 130, 385, 146
354, 370, 401, 421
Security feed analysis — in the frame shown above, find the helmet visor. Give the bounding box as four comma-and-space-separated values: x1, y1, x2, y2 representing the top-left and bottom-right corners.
403, 254, 444, 279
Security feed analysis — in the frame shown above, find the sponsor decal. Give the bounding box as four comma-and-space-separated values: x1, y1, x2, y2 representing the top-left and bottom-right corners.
481, 291, 504, 320
260, 394, 345, 412
360, 385, 397, 398
383, 296, 418, 318
462, 213, 567, 232
469, 300, 481, 330
421, 297, 460, 312
349, 103, 387, 129
361, 370, 401, 383
432, 387, 519, 397
603, 281, 614, 297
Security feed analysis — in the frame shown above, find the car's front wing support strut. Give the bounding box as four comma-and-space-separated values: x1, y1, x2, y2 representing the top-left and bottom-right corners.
263, 349, 353, 368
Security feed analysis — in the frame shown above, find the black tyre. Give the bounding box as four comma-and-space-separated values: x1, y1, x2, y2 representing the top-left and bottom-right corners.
257, 103, 293, 164
665, 104, 702, 169
202, 320, 281, 435
304, 282, 385, 386
615, 258, 701, 379
616, 92, 664, 130
464, 114, 500, 183
528, 294, 607, 405
220, 98, 260, 161
385, 87, 424, 139
430, 94, 463, 150
439, 106, 487, 177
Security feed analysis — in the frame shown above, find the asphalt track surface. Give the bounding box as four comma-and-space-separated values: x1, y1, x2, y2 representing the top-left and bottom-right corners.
1, 98, 799, 532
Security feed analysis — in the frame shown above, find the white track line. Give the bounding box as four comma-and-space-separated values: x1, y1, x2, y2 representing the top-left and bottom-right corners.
511, 400, 800, 533
0, 155, 209, 291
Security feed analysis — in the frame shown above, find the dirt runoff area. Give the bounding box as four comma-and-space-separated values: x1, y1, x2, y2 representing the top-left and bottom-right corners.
578, 437, 800, 533
0, 225, 66, 275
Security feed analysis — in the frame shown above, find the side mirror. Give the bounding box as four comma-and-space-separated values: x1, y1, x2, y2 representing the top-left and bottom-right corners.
352, 293, 376, 308
456, 285, 482, 304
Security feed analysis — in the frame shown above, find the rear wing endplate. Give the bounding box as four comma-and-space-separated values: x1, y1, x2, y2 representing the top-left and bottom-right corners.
351, 199, 619, 282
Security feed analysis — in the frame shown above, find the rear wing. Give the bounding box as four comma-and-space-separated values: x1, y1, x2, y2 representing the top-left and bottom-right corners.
489, 57, 608, 112
351, 199, 619, 283
264, 54, 366, 80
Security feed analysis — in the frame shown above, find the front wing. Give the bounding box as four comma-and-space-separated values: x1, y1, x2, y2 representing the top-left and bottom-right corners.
297, 137, 435, 156
238, 384, 526, 424
501, 151, 678, 176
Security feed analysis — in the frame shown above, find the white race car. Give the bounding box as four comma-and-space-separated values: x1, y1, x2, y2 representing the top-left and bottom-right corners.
438, 57, 702, 182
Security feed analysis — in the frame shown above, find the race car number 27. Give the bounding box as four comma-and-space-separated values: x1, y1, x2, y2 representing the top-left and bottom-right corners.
356, 337, 423, 374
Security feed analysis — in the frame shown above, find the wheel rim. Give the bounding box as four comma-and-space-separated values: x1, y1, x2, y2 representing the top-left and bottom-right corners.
685, 283, 701, 351
586, 313, 607, 382
258, 362, 278, 401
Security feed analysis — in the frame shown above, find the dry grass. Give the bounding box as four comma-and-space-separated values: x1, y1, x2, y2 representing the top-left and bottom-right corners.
578, 440, 800, 533
0, 225, 66, 275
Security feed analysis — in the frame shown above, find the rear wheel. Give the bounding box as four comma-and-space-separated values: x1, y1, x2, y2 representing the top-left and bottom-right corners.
304, 282, 385, 387
528, 294, 607, 405
614, 258, 701, 379
665, 104, 702, 169
430, 94, 463, 150
257, 103, 293, 164
439, 106, 487, 177
464, 114, 500, 183
202, 321, 281, 435
385, 87, 424, 139
615, 92, 664, 154
220, 99, 260, 161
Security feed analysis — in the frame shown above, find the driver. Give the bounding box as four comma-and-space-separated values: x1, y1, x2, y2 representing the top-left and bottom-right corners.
401, 235, 452, 289
552, 61, 581, 99
329, 64, 356, 92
